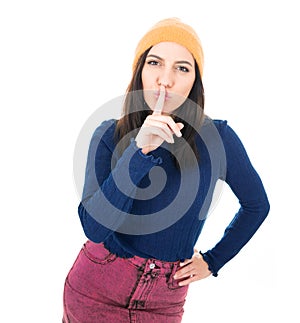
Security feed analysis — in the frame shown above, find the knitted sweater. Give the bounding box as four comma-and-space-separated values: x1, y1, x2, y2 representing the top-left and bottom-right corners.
78, 117, 270, 276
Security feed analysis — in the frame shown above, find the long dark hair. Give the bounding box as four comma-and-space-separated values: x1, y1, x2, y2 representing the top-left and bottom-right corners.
115, 47, 205, 168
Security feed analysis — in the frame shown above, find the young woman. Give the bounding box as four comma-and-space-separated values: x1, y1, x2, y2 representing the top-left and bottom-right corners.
63, 18, 270, 322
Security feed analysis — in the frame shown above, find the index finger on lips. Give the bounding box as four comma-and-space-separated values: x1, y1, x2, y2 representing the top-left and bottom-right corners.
153, 85, 165, 116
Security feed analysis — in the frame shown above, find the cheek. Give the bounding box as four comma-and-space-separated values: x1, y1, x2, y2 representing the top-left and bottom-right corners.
141, 69, 156, 109
181, 80, 195, 99
143, 91, 155, 110
176, 85, 193, 100
183, 87, 192, 98
141, 69, 145, 86
141, 68, 151, 89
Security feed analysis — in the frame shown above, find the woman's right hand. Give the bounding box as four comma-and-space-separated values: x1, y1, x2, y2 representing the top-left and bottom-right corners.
135, 85, 184, 155
135, 114, 184, 154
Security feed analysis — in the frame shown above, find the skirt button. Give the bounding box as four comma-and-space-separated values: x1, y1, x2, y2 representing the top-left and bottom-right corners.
149, 263, 155, 269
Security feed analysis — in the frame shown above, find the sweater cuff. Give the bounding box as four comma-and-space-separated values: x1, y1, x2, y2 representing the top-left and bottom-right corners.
200, 251, 219, 277
130, 138, 163, 165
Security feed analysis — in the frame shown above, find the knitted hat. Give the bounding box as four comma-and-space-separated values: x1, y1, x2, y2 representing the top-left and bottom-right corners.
133, 18, 204, 77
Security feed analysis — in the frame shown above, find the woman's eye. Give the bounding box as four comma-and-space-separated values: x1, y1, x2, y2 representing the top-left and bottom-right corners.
147, 60, 159, 66
177, 66, 189, 73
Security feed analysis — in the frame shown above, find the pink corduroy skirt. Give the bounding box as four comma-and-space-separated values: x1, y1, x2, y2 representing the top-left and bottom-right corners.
63, 240, 189, 322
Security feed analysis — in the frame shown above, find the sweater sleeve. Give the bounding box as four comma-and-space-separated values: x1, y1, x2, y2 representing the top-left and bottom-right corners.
201, 122, 270, 276
78, 120, 162, 243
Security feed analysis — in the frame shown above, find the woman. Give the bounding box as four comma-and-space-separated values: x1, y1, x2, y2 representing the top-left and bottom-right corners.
63, 18, 270, 322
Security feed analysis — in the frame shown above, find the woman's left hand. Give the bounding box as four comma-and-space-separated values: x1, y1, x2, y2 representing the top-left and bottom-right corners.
173, 248, 211, 286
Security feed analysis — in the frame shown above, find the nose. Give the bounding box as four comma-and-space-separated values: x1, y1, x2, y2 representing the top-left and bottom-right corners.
157, 67, 174, 88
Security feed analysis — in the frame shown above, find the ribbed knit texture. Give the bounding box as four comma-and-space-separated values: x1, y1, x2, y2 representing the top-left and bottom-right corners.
78, 118, 270, 276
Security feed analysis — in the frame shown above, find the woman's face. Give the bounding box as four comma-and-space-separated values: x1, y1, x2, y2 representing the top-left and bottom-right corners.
141, 41, 196, 114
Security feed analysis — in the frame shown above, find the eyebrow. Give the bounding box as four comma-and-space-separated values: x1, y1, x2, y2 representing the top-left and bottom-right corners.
146, 54, 194, 67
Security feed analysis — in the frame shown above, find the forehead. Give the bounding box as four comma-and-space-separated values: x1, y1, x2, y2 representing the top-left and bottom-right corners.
148, 42, 194, 64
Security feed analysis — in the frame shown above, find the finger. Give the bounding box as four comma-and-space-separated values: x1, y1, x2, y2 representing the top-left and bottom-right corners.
172, 122, 184, 138
179, 258, 192, 267
174, 263, 194, 279
150, 128, 174, 144
175, 268, 194, 280
178, 275, 197, 286
177, 122, 184, 131
171, 122, 183, 138
144, 119, 175, 143
153, 85, 165, 115
148, 115, 183, 138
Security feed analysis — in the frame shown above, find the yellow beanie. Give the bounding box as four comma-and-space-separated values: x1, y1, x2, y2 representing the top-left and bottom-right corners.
133, 18, 204, 77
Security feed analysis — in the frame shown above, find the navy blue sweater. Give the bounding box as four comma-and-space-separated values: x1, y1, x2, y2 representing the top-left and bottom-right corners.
78, 117, 270, 276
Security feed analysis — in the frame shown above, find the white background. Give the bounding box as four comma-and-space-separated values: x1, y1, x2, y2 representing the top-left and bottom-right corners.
1, 0, 299, 322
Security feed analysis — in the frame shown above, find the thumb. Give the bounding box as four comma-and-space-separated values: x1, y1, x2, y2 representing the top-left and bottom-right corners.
193, 248, 201, 258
